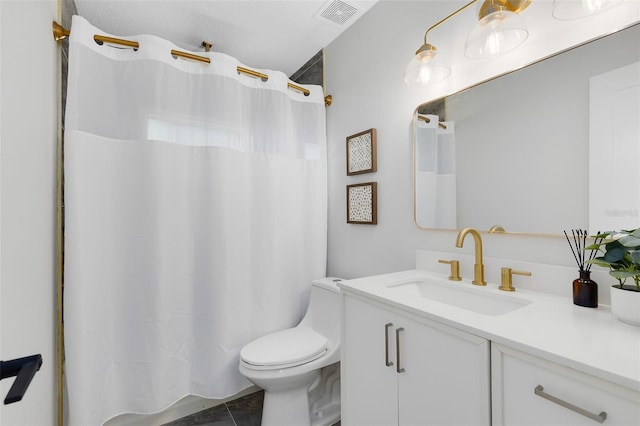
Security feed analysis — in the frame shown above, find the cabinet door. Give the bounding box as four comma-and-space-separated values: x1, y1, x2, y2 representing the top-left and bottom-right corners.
342, 294, 400, 426
492, 343, 640, 426
398, 314, 490, 426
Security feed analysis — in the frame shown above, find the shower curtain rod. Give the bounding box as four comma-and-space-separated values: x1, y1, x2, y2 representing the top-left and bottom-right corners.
417, 114, 447, 129
52, 21, 333, 106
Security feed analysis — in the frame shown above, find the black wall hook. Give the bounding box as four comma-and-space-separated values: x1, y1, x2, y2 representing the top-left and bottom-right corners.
0, 354, 43, 404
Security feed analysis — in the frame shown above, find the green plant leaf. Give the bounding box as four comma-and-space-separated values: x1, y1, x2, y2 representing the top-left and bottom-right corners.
620, 235, 640, 248
592, 231, 615, 238
587, 228, 640, 280
610, 270, 638, 279
587, 258, 613, 268
604, 246, 626, 263
584, 243, 603, 250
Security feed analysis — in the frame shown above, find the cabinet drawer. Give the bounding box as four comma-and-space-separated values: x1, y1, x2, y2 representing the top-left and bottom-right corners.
492, 343, 640, 426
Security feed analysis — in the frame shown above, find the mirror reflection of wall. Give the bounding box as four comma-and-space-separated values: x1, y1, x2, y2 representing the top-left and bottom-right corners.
413, 23, 640, 235
589, 61, 640, 233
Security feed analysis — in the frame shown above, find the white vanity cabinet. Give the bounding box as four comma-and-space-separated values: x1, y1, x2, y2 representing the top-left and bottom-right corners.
341, 292, 491, 426
492, 343, 640, 426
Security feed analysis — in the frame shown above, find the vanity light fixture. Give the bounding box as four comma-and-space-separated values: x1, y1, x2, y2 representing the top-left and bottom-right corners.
403, 42, 451, 85
404, 0, 532, 85
404, 0, 479, 85
465, 0, 532, 59
552, 0, 628, 20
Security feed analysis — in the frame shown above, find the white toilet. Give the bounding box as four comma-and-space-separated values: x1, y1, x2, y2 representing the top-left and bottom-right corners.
239, 277, 342, 426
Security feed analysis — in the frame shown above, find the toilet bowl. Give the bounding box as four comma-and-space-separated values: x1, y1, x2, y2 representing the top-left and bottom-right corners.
239, 277, 342, 426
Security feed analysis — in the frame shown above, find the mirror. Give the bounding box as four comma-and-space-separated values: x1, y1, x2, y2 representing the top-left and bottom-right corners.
414, 23, 639, 235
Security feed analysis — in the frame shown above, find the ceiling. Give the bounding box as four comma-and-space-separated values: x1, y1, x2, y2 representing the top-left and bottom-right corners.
71, 0, 378, 78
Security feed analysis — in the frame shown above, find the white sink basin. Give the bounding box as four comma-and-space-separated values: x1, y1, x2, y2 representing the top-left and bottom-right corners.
387, 279, 531, 316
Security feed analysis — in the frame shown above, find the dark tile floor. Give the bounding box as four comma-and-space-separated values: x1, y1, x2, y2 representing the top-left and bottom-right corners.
163, 391, 264, 426
163, 390, 341, 426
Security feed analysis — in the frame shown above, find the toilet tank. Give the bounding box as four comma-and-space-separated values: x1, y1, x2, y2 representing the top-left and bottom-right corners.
299, 277, 342, 344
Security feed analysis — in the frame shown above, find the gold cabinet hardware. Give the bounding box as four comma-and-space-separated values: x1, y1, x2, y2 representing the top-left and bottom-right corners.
438, 259, 462, 281
500, 267, 531, 291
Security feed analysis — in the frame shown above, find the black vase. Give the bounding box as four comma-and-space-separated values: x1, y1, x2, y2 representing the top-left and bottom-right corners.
573, 270, 598, 308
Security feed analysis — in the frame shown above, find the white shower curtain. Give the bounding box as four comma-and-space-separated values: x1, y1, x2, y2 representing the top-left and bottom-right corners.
64, 16, 327, 425
415, 115, 456, 228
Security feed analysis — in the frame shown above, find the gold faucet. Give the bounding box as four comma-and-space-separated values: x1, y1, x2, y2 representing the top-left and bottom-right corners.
455, 227, 486, 286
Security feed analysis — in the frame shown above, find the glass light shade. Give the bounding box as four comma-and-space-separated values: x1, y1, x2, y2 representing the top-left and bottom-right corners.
404, 46, 451, 85
465, 10, 528, 59
552, 0, 628, 20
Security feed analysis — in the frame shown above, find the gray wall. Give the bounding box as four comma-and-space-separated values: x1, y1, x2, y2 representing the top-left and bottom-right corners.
0, 1, 59, 425
323, 1, 626, 280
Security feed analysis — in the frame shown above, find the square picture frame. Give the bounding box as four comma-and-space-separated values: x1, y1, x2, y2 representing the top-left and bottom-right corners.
347, 182, 377, 225
346, 128, 377, 175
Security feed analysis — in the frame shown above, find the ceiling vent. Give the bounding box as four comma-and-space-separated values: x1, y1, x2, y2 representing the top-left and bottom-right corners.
315, 0, 359, 27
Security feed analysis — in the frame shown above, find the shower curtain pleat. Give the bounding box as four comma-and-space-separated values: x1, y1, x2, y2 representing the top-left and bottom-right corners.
63, 16, 327, 425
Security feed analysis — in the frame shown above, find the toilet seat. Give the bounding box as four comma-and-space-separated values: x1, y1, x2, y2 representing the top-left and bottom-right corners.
240, 326, 328, 370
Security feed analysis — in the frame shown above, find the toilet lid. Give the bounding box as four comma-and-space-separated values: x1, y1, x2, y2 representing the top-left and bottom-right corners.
240, 326, 328, 369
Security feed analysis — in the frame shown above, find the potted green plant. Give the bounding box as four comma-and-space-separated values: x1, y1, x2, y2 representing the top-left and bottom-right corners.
587, 228, 640, 326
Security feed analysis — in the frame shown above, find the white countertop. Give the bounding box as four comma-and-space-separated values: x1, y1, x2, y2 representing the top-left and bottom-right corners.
338, 269, 640, 391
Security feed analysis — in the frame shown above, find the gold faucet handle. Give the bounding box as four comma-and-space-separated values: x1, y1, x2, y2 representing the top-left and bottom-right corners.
500, 267, 531, 292
438, 259, 462, 281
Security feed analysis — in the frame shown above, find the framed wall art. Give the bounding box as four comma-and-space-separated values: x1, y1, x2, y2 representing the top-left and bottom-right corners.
346, 128, 377, 175
347, 182, 377, 225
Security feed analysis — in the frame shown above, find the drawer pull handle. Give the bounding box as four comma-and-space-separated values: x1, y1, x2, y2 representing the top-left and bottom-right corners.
534, 385, 607, 423
384, 323, 393, 367
396, 327, 405, 373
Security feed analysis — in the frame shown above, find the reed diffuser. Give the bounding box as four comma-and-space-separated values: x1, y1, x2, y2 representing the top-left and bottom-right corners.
564, 229, 601, 308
